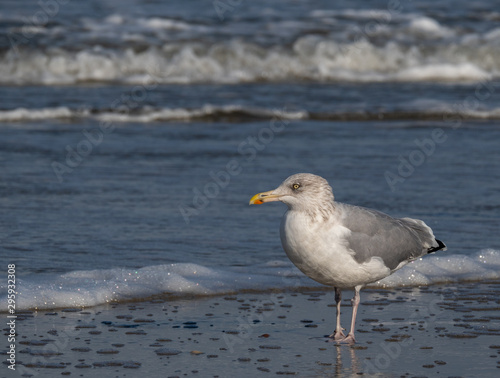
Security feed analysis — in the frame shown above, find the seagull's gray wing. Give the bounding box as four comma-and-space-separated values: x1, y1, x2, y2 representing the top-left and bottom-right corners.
338, 203, 446, 271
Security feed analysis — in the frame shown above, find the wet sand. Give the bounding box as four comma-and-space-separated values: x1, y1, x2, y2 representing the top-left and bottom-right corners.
4, 282, 500, 377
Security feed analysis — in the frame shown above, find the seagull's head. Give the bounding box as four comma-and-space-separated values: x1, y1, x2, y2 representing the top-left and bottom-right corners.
249, 173, 334, 211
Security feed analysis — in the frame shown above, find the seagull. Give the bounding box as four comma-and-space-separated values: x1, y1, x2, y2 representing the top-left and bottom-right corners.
249, 173, 446, 343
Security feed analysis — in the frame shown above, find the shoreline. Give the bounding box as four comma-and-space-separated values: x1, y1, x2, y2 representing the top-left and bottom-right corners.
3, 282, 500, 377
3, 276, 500, 314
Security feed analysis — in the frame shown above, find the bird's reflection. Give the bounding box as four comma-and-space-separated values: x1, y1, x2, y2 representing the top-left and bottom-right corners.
313, 343, 362, 377
335, 344, 361, 377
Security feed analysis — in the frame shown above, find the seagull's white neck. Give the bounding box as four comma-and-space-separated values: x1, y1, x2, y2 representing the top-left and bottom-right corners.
286, 199, 336, 223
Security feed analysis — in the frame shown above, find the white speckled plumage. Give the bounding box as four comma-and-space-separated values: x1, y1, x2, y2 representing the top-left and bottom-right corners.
250, 173, 446, 343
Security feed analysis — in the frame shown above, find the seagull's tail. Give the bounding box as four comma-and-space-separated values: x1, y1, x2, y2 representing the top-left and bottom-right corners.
427, 239, 447, 254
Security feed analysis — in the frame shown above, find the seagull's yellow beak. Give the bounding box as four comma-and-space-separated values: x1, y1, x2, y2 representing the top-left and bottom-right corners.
249, 190, 281, 205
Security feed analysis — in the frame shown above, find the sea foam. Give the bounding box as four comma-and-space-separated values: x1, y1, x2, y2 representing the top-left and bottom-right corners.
2, 105, 500, 124
1, 250, 499, 311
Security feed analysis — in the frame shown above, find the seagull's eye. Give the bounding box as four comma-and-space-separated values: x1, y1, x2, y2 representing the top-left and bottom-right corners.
292, 183, 300, 190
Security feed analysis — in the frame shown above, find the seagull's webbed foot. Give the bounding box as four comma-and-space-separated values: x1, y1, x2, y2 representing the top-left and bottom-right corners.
339, 333, 356, 344
329, 329, 346, 341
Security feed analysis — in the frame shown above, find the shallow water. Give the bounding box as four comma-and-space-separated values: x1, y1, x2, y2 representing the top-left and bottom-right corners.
10, 283, 500, 377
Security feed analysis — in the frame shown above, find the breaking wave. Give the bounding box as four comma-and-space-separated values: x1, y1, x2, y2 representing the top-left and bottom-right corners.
1, 39, 497, 85
2, 105, 500, 123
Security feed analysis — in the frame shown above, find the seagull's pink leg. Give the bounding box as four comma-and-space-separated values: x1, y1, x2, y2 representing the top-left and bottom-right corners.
329, 287, 346, 340
341, 285, 362, 344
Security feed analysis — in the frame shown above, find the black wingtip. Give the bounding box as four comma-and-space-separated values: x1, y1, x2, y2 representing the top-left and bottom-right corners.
428, 239, 447, 254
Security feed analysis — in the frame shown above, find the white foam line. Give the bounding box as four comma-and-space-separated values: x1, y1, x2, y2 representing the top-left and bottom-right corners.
0, 250, 498, 311
0, 107, 75, 122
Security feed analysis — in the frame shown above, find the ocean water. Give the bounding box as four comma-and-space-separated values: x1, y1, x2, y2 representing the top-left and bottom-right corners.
1, 0, 500, 311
